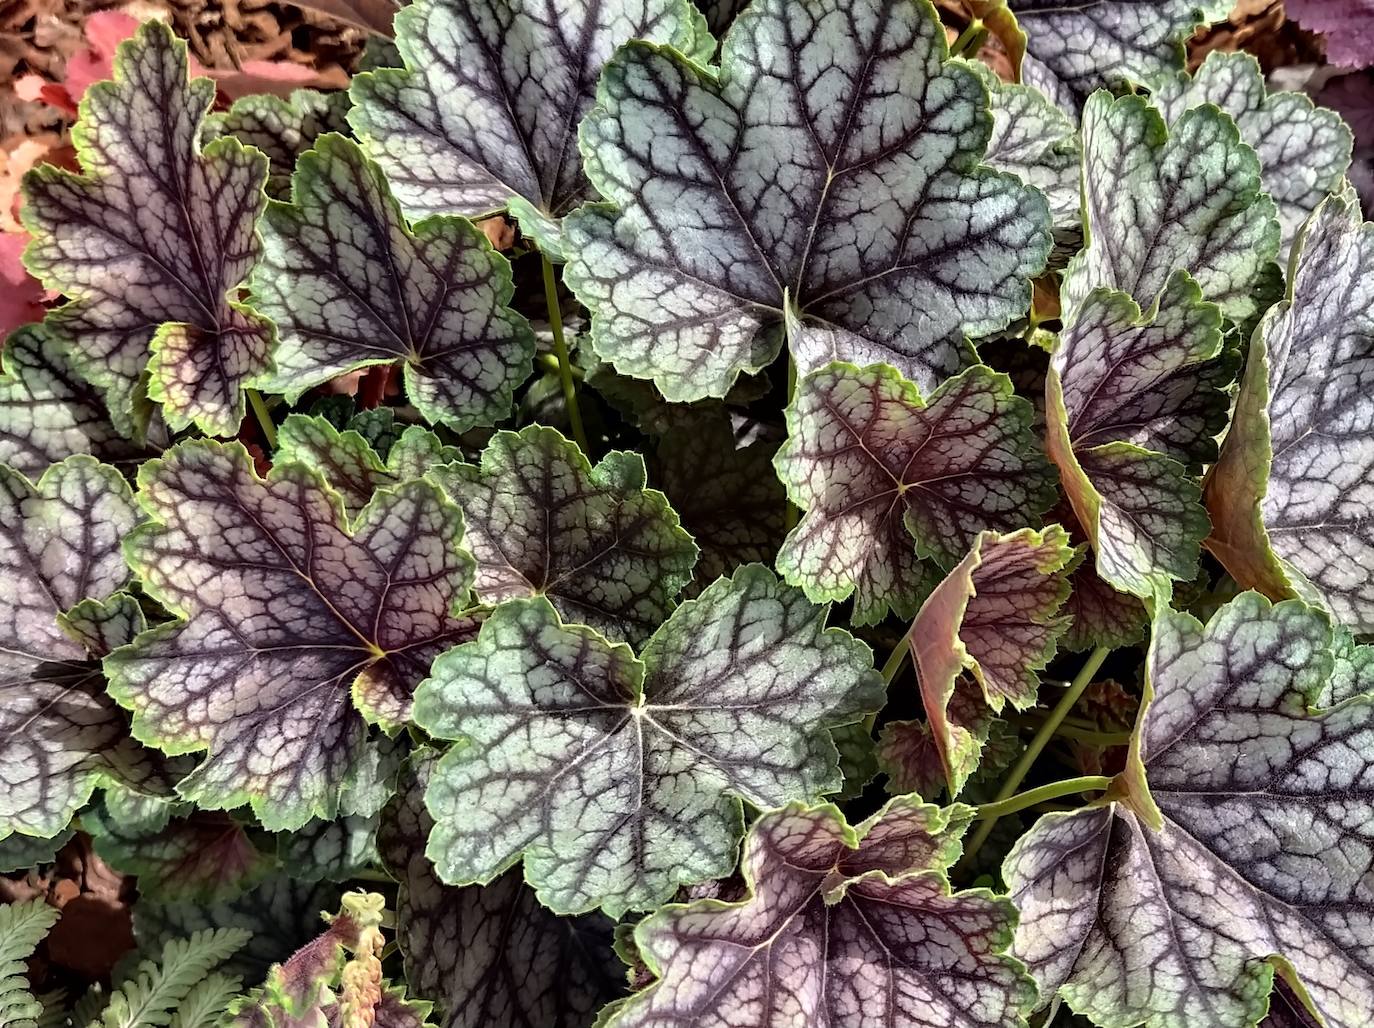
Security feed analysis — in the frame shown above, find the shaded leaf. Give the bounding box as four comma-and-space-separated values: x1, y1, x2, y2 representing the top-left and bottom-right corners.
349, 0, 710, 253
106, 440, 481, 831
775, 362, 1054, 625
1005, 593, 1374, 1028
564, 0, 1052, 399
21, 21, 272, 438
413, 564, 884, 915
204, 89, 354, 197
253, 136, 536, 431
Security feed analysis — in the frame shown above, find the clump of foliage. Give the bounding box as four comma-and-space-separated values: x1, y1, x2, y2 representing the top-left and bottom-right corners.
1, 0, 1372, 1026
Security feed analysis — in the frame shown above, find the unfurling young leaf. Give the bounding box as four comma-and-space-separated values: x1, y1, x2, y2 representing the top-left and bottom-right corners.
905, 525, 1072, 796
348, 0, 710, 254
412, 564, 884, 916
1005, 592, 1374, 1028
774, 362, 1055, 625
1, 457, 173, 842
105, 440, 481, 831
252, 135, 538, 432
21, 20, 272, 439
564, 0, 1052, 400
1206, 188, 1374, 634
430, 425, 698, 645
1063, 91, 1280, 326
1009, 0, 1230, 110
1047, 272, 1229, 601
600, 799, 1035, 1028
378, 754, 623, 1028
1149, 51, 1352, 256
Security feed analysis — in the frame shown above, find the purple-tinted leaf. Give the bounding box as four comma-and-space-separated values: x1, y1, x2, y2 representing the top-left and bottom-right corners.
909, 525, 1072, 795
775, 362, 1055, 625
1010, 0, 1231, 110
564, 0, 1051, 399
20, 20, 272, 438
1005, 592, 1374, 1027
413, 564, 884, 915
253, 135, 537, 432
601, 799, 1034, 1028
105, 439, 481, 831
1206, 188, 1374, 633
1065, 92, 1280, 327
1287, 0, 1374, 69
0, 457, 174, 841
430, 425, 697, 645
378, 753, 623, 1028
1048, 271, 1227, 600
348, 0, 710, 254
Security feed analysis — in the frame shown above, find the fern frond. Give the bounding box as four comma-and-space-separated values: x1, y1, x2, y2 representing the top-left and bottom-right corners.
0, 898, 60, 1028
95, 928, 250, 1028
72, 985, 109, 1026
166, 972, 241, 1028
35, 989, 70, 1028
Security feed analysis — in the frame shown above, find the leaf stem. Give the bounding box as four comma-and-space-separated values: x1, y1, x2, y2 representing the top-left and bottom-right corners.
247, 389, 278, 449
784, 353, 800, 532
880, 633, 911, 684
950, 18, 988, 58
537, 352, 584, 381
971, 775, 1112, 821
541, 252, 589, 454
959, 645, 1111, 869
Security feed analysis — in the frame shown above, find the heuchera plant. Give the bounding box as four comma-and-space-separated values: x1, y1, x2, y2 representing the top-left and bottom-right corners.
3, 0, 1373, 1026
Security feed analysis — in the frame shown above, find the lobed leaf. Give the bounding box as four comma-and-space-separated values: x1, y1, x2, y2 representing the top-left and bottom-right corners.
21, 20, 272, 438
413, 564, 884, 916
600, 799, 1035, 1028
564, 0, 1052, 400
774, 362, 1055, 625
430, 425, 697, 645
204, 88, 354, 196
348, 0, 710, 254
1206, 188, 1374, 634
1, 457, 172, 841
1005, 592, 1374, 1028
252, 135, 537, 431
105, 439, 481, 831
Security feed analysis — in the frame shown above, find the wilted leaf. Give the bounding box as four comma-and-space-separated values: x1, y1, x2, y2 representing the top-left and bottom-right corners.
378, 754, 623, 1028
349, 0, 710, 253
775, 362, 1054, 625
430, 425, 697, 645
21, 20, 272, 438
1206, 188, 1374, 632
564, 0, 1052, 400
105, 440, 481, 831
253, 135, 537, 432
1005, 592, 1374, 1028
909, 525, 1072, 795
413, 564, 883, 916
600, 799, 1035, 1028
1, 457, 171, 841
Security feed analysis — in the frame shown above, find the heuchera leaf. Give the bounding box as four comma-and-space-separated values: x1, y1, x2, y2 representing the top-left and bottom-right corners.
252, 135, 538, 431
412, 564, 884, 916
1005, 592, 1374, 1028
430, 425, 698, 645
274, 814, 382, 883
908, 525, 1072, 795
651, 406, 786, 595
1286, 0, 1374, 70
105, 439, 481, 831
1150, 52, 1352, 257
1206, 189, 1374, 634
564, 0, 1052, 400
1063, 91, 1280, 327
348, 0, 710, 254
20, 20, 273, 438
379, 753, 623, 1028
204, 88, 354, 196
600, 799, 1036, 1028
0, 325, 164, 478
1009, 0, 1229, 110
1, 456, 172, 841
1047, 271, 1229, 600
774, 362, 1055, 625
